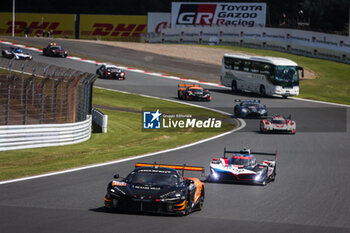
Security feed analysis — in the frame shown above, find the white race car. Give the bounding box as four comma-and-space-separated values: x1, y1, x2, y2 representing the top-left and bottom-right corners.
209, 148, 277, 186
2, 47, 33, 60
260, 115, 296, 134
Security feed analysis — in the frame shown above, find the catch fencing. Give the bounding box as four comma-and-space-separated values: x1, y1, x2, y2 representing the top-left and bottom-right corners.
0, 58, 98, 151
0, 58, 97, 125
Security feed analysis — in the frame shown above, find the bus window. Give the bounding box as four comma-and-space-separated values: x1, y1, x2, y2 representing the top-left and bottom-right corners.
224, 57, 233, 69
251, 62, 260, 73
233, 59, 242, 70
260, 64, 271, 75
243, 61, 251, 72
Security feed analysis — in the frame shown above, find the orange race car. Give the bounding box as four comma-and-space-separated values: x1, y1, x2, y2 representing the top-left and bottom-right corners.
177, 84, 212, 101
104, 163, 205, 215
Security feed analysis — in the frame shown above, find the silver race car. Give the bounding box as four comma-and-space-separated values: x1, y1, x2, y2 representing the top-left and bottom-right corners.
2, 47, 33, 60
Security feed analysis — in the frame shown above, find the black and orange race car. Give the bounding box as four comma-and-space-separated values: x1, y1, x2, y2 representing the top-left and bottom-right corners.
104, 163, 205, 215
177, 84, 211, 101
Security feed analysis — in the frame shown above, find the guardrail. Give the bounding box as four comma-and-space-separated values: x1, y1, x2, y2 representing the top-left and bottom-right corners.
0, 115, 91, 151
92, 107, 108, 133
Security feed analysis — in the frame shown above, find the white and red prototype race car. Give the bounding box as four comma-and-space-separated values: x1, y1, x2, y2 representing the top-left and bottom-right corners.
260, 115, 296, 134
208, 148, 277, 186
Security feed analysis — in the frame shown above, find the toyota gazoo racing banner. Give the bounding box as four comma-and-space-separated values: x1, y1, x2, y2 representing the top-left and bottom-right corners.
171, 2, 266, 27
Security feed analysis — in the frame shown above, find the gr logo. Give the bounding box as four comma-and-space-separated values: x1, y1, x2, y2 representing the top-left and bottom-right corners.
176, 4, 217, 25
143, 110, 162, 129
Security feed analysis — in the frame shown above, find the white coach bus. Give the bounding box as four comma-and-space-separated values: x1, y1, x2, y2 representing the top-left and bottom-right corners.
221, 54, 304, 98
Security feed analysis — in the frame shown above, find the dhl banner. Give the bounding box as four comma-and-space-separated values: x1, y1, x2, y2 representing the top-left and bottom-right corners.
0, 13, 75, 38
80, 14, 147, 39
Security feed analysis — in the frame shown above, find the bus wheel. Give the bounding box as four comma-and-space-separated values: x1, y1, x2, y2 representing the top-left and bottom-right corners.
260, 85, 266, 96
232, 81, 238, 92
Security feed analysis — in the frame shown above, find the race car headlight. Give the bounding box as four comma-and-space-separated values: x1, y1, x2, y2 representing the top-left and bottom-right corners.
259, 109, 267, 113
254, 171, 264, 181
52, 50, 56, 53
160, 192, 184, 201
188, 91, 194, 95
111, 186, 126, 195
255, 174, 262, 181
211, 169, 220, 180
242, 109, 248, 113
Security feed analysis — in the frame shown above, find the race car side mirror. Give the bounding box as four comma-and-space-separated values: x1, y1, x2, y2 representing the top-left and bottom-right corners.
185, 179, 194, 185
113, 174, 119, 179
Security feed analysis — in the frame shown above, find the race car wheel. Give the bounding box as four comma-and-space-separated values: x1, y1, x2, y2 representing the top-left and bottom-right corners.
271, 170, 276, 182
178, 91, 181, 100
198, 187, 205, 211
183, 198, 192, 216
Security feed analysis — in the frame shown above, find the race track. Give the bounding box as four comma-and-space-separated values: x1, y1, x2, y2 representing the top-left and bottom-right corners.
0, 38, 349, 233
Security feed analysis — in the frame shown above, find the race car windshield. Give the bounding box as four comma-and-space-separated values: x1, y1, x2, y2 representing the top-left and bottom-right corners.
189, 88, 203, 92
230, 156, 252, 166
130, 172, 179, 186
14, 48, 23, 53
51, 46, 62, 50
107, 68, 120, 72
243, 104, 259, 107
272, 119, 286, 124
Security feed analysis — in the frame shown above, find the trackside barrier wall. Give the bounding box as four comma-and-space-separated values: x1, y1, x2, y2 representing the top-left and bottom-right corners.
147, 26, 350, 64
92, 107, 108, 133
0, 12, 147, 40
0, 115, 91, 151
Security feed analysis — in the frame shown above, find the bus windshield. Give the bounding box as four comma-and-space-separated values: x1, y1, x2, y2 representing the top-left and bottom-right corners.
274, 66, 299, 86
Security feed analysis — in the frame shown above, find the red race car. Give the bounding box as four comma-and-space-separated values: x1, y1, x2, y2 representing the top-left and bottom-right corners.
260, 115, 296, 134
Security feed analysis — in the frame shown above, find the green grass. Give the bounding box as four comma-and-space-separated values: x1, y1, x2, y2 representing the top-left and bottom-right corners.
0, 88, 235, 181
192, 45, 350, 105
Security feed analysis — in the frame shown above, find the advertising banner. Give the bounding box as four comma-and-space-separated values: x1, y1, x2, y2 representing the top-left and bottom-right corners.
80, 14, 147, 39
171, 2, 266, 28
0, 13, 75, 38
150, 26, 350, 64
147, 12, 171, 33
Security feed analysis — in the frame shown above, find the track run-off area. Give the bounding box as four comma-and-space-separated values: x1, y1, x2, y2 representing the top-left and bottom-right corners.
0, 38, 349, 233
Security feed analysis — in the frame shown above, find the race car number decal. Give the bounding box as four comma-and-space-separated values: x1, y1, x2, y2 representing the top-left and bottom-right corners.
112, 181, 126, 186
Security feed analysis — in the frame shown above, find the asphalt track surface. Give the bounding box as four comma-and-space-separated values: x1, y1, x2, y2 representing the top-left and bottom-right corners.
1, 38, 350, 233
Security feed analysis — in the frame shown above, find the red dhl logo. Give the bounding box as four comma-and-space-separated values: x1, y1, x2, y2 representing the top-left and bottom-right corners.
3, 21, 73, 35
81, 23, 146, 37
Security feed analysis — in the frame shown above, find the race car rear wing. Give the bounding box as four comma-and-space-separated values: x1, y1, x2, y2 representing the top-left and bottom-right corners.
178, 84, 201, 88
234, 99, 260, 103
268, 114, 292, 120
223, 148, 277, 160
135, 163, 205, 176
